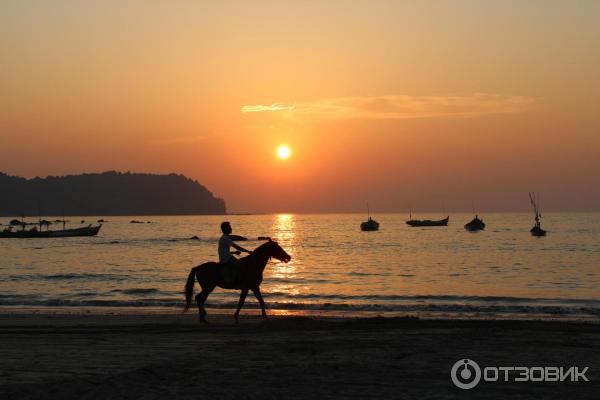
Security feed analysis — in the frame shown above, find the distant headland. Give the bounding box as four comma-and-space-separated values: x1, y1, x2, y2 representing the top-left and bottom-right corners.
0, 171, 226, 216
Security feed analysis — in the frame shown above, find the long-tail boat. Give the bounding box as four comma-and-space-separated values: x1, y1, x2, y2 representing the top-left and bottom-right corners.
0, 218, 102, 238
406, 214, 449, 227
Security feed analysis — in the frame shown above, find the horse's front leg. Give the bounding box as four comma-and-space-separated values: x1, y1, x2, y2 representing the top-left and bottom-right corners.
251, 287, 268, 320
234, 289, 248, 324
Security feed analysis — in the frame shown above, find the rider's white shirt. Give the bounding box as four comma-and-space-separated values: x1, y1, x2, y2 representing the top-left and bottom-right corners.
218, 234, 234, 263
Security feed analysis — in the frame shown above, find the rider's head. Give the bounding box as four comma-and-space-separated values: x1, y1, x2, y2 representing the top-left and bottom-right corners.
220, 221, 232, 235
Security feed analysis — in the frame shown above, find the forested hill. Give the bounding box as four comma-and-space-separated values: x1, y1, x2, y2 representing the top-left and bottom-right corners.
0, 171, 226, 216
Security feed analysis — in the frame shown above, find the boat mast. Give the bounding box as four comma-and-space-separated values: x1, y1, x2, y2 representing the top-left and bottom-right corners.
529, 192, 541, 228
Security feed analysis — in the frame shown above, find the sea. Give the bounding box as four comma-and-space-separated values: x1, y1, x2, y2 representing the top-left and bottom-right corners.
1, 213, 599, 320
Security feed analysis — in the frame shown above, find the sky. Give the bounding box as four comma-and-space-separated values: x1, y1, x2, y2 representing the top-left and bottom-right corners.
1, 0, 599, 213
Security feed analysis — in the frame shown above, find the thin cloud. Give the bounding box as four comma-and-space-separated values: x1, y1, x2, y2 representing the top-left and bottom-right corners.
241, 103, 296, 113
241, 93, 535, 119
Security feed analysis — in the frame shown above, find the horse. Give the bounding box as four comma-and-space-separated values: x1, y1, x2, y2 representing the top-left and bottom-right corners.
184, 239, 291, 323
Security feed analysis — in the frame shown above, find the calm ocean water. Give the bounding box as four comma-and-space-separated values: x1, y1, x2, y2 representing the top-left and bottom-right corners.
1, 213, 599, 320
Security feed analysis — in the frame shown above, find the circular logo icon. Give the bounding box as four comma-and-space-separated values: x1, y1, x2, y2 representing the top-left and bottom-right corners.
451, 359, 481, 389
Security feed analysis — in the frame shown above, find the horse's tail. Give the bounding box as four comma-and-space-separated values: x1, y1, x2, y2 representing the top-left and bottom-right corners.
184, 265, 200, 312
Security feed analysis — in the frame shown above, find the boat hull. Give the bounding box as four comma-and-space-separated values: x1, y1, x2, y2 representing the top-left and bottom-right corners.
530, 226, 546, 237
406, 217, 449, 227
0, 224, 102, 238
464, 218, 485, 231
360, 221, 380, 231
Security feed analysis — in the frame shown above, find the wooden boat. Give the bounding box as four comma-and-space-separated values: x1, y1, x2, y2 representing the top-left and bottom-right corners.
529, 192, 547, 237
406, 216, 449, 227
360, 203, 379, 231
0, 224, 102, 238
464, 215, 485, 231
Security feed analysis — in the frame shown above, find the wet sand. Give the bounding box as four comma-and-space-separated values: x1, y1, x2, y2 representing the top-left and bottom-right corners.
0, 309, 599, 399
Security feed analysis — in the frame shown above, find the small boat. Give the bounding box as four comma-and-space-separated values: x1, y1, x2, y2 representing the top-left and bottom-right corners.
464, 215, 485, 231
530, 225, 546, 237
0, 219, 102, 238
361, 217, 380, 231
406, 216, 449, 227
360, 203, 379, 231
529, 192, 547, 237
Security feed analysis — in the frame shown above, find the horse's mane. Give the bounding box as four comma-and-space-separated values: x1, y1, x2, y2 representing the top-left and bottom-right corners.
240, 240, 274, 262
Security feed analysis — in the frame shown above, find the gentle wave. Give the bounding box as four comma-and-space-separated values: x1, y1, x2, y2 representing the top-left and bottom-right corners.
264, 292, 600, 305
2, 273, 130, 282
111, 288, 163, 295
3, 292, 599, 306
93, 236, 269, 245
94, 237, 214, 245
1, 296, 599, 319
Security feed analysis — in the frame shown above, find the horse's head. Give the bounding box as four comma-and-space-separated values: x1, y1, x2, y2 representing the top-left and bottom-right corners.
263, 238, 291, 263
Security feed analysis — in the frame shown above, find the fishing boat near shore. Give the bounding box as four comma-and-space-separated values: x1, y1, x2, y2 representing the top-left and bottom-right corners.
0, 219, 102, 238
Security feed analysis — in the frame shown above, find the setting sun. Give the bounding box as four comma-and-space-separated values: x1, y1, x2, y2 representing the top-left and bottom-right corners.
277, 145, 291, 160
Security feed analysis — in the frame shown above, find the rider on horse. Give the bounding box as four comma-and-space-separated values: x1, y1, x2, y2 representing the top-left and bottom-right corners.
185, 229, 291, 322
219, 221, 252, 284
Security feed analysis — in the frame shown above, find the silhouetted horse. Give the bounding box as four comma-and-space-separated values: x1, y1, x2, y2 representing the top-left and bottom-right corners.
184, 239, 291, 322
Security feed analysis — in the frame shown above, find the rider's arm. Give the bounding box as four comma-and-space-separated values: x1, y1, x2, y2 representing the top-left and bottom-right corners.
231, 242, 252, 254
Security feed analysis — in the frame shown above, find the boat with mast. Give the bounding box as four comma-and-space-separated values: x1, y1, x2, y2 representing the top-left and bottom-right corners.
464, 201, 485, 231
360, 203, 380, 231
464, 215, 485, 231
529, 192, 546, 236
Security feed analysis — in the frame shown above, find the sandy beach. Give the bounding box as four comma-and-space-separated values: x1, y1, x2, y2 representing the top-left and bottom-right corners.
0, 308, 598, 399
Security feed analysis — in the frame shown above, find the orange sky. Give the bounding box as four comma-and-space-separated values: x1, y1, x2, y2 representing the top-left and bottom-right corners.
1, 1, 599, 212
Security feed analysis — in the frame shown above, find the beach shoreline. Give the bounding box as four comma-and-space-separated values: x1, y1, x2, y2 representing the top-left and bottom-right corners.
1, 310, 598, 399
1, 305, 598, 323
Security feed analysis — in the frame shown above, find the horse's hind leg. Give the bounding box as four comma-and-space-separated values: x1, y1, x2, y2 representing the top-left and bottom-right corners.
195, 286, 214, 323
233, 289, 248, 324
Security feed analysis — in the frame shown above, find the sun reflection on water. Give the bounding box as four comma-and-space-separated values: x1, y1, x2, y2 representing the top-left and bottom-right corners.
269, 214, 299, 293
273, 214, 295, 243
